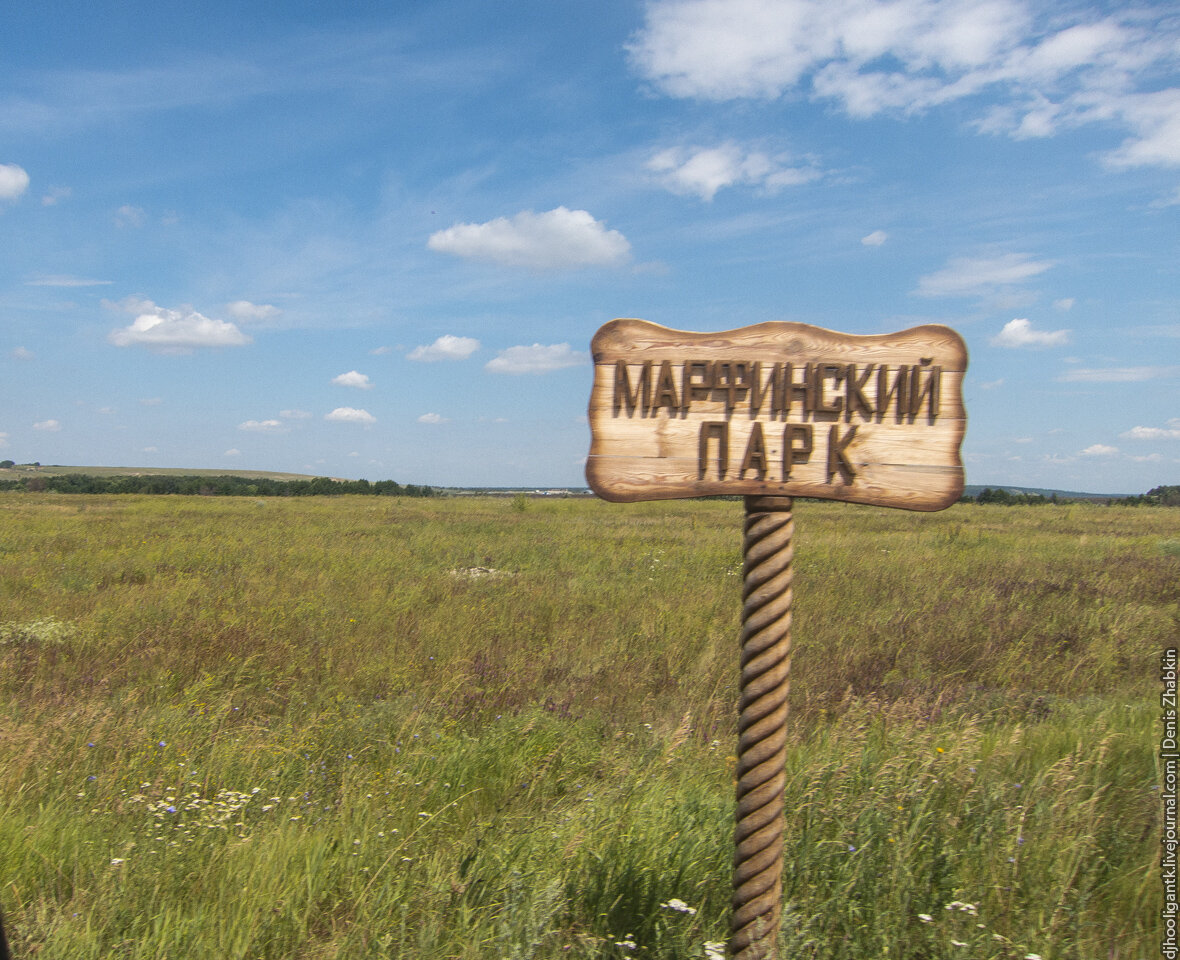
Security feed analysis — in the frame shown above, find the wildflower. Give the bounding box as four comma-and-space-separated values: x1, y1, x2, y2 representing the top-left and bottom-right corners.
918, 914, 934, 923
936, 747, 944, 753
659, 898, 697, 915
165, 806, 176, 813
157, 741, 166, 747
950, 940, 967, 947
704, 943, 726, 960
614, 934, 637, 952
1025, 955, 1043, 960
110, 858, 125, 865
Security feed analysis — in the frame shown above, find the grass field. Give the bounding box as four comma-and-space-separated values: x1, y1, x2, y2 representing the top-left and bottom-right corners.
0, 493, 1175, 959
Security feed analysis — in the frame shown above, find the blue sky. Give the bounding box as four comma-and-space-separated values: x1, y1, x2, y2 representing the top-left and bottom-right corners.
1, 0, 1177, 493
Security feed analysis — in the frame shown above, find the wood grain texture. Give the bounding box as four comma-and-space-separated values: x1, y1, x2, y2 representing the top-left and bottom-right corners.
586, 319, 968, 511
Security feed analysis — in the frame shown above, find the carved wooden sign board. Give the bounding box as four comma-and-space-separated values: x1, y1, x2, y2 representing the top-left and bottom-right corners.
586, 319, 968, 511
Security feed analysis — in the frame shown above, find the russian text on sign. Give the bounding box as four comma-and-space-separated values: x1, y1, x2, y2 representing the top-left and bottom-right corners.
586, 319, 967, 510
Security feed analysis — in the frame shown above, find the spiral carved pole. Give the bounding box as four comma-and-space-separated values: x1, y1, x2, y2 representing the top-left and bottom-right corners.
730, 495, 795, 960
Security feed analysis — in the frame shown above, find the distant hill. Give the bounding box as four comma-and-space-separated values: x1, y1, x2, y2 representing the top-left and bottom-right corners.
963, 484, 1133, 501
0, 463, 323, 482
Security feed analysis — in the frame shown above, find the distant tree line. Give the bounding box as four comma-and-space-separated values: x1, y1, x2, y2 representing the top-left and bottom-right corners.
0, 473, 435, 498
962, 484, 1179, 506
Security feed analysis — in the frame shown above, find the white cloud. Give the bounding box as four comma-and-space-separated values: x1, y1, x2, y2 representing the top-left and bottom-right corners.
1053, 298, 1074, 311
0, 432, 8, 448
33, 419, 61, 431
1058, 366, 1177, 383
41, 185, 70, 206
1080, 444, 1118, 457
238, 419, 286, 434
325, 407, 376, 424
280, 409, 313, 419
0, 163, 30, 201
225, 300, 281, 322
428, 207, 630, 270
11, 346, 34, 360
25, 274, 113, 287
106, 298, 251, 351
224, 448, 241, 457
332, 370, 373, 389
1121, 419, 1180, 441
369, 345, 393, 355
485, 343, 590, 375
915, 252, 1053, 298
628, 0, 1180, 171
978, 378, 1005, 390
417, 412, 450, 424
114, 204, 146, 228
647, 143, 817, 200
991, 318, 1069, 348
407, 334, 481, 362
860, 230, 888, 246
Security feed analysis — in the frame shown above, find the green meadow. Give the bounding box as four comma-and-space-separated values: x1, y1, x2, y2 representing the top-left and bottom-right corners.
1, 493, 1175, 959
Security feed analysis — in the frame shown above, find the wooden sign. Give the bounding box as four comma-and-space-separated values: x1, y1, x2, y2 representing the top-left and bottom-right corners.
586, 319, 968, 511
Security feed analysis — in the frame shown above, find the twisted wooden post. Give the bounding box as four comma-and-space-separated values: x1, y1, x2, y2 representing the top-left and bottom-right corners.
730, 495, 794, 959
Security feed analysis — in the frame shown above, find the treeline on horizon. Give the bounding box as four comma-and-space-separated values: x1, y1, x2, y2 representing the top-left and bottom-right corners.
962, 484, 1180, 506
0, 472, 435, 498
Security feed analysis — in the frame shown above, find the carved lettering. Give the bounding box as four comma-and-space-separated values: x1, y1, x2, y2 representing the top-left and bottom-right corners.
909, 360, 941, 422
739, 422, 769, 479
845, 363, 874, 422
748, 361, 785, 420
814, 363, 844, 416
652, 360, 680, 414
613, 360, 651, 415
826, 425, 858, 483
698, 422, 729, 480
783, 423, 813, 479
875, 365, 909, 422
784, 362, 814, 417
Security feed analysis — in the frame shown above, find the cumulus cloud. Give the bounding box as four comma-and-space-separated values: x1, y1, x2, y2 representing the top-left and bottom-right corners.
224, 448, 241, 457
407, 335, 481, 362
628, 0, 1180, 170
225, 300, 281, 322
1080, 444, 1118, 457
238, 419, 286, 433
106, 297, 251, 351
428, 207, 630, 270
11, 346, 34, 360
915, 252, 1053, 298
114, 204, 146, 228
417, 412, 450, 424
41, 185, 70, 206
1121, 419, 1180, 440
33, 419, 61, 431
332, 370, 373, 389
647, 143, 817, 200
325, 407, 376, 424
991, 318, 1069, 348
0, 163, 30, 201
485, 343, 590, 375
861, 230, 888, 246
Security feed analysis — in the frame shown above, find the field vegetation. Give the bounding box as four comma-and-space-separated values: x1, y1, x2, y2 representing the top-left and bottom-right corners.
0, 493, 1174, 958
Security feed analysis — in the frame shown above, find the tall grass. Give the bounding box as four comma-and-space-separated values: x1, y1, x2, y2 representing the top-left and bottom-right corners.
0, 494, 1173, 957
